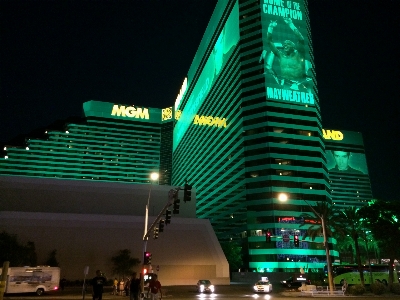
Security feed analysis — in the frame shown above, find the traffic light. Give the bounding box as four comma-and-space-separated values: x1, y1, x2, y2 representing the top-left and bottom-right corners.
153, 227, 159, 239
173, 198, 180, 214
165, 209, 171, 224
266, 231, 271, 243
144, 251, 152, 265
159, 220, 165, 232
294, 235, 300, 247
183, 183, 192, 202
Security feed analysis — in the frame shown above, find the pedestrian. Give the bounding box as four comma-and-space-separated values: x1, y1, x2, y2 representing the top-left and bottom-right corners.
91, 270, 107, 300
119, 279, 125, 295
60, 276, 67, 291
112, 278, 118, 295
129, 272, 140, 300
124, 277, 130, 297
342, 279, 348, 293
147, 274, 162, 300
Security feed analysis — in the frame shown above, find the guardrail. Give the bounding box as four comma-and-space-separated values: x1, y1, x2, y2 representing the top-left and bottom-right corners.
301, 286, 345, 297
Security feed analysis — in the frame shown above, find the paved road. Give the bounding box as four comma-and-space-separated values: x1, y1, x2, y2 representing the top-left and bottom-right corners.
3, 285, 400, 299
3, 284, 271, 299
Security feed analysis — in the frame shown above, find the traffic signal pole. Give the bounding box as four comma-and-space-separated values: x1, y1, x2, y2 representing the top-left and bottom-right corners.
140, 188, 180, 299
143, 188, 180, 239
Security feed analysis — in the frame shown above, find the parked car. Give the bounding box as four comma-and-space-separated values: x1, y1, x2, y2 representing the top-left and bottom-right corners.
196, 280, 215, 293
280, 276, 311, 288
253, 279, 272, 293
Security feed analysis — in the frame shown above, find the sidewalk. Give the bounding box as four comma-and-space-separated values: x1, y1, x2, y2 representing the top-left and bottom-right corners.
280, 291, 400, 297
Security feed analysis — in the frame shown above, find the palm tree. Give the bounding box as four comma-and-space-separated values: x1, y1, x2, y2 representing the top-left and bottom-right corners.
340, 207, 365, 286
300, 202, 345, 240
359, 228, 384, 284
359, 230, 380, 263
300, 201, 345, 289
335, 235, 355, 264
359, 199, 400, 286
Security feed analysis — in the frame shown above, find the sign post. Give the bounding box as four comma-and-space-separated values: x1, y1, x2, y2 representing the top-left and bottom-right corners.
82, 266, 89, 300
283, 234, 290, 243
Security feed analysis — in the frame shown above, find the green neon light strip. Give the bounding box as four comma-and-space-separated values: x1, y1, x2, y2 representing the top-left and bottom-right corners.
173, 2, 239, 151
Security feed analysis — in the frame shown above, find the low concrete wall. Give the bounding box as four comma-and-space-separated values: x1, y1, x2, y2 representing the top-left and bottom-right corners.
0, 211, 229, 286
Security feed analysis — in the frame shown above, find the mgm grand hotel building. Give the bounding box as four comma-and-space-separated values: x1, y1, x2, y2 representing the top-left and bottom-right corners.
1, 0, 373, 275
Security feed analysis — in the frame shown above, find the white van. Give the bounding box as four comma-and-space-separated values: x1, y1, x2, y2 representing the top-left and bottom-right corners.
0, 266, 60, 295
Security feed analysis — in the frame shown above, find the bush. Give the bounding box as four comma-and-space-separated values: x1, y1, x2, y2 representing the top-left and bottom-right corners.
391, 283, 400, 295
311, 279, 324, 286
370, 282, 386, 295
348, 284, 366, 295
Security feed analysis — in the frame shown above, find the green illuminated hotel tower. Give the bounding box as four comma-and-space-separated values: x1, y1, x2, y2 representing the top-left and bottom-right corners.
172, 0, 337, 271
323, 129, 373, 209
1, 101, 174, 185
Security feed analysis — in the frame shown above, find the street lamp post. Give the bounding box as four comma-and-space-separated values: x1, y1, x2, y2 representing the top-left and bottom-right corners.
278, 193, 334, 294
140, 172, 159, 299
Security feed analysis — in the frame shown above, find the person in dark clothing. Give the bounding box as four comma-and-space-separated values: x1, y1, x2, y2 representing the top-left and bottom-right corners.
129, 272, 140, 300
60, 277, 67, 291
91, 270, 107, 300
124, 277, 130, 296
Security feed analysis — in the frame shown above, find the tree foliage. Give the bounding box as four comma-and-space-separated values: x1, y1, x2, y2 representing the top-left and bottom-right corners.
45, 249, 59, 267
335, 235, 355, 264
111, 249, 140, 279
359, 199, 400, 285
220, 241, 243, 272
340, 207, 365, 285
300, 202, 345, 241
299, 201, 346, 289
0, 231, 37, 267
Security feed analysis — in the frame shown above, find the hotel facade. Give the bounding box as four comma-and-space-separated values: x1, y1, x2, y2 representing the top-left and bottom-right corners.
171, 0, 337, 272
1, 0, 375, 276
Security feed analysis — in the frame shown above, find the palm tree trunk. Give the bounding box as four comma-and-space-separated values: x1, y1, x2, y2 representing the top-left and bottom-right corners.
389, 257, 395, 286
350, 245, 355, 264
365, 238, 373, 284
354, 235, 365, 286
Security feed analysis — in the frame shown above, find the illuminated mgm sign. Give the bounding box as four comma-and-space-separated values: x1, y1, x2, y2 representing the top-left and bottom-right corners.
175, 111, 227, 128
193, 115, 227, 128
111, 105, 149, 119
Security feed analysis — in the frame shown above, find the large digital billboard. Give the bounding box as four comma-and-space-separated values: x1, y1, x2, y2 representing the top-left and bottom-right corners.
326, 150, 368, 175
260, 0, 315, 105
323, 129, 369, 174
173, 2, 239, 150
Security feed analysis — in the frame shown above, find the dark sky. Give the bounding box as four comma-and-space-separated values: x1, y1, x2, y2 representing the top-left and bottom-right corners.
1, 0, 399, 200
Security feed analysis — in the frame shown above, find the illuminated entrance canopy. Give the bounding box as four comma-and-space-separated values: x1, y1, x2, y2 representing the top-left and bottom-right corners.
111, 105, 150, 119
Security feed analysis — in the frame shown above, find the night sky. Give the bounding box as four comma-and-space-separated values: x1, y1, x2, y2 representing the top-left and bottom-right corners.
1, 0, 399, 200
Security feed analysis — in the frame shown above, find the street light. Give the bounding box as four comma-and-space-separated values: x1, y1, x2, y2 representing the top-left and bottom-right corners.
140, 172, 159, 298
144, 173, 159, 238
278, 193, 334, 294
